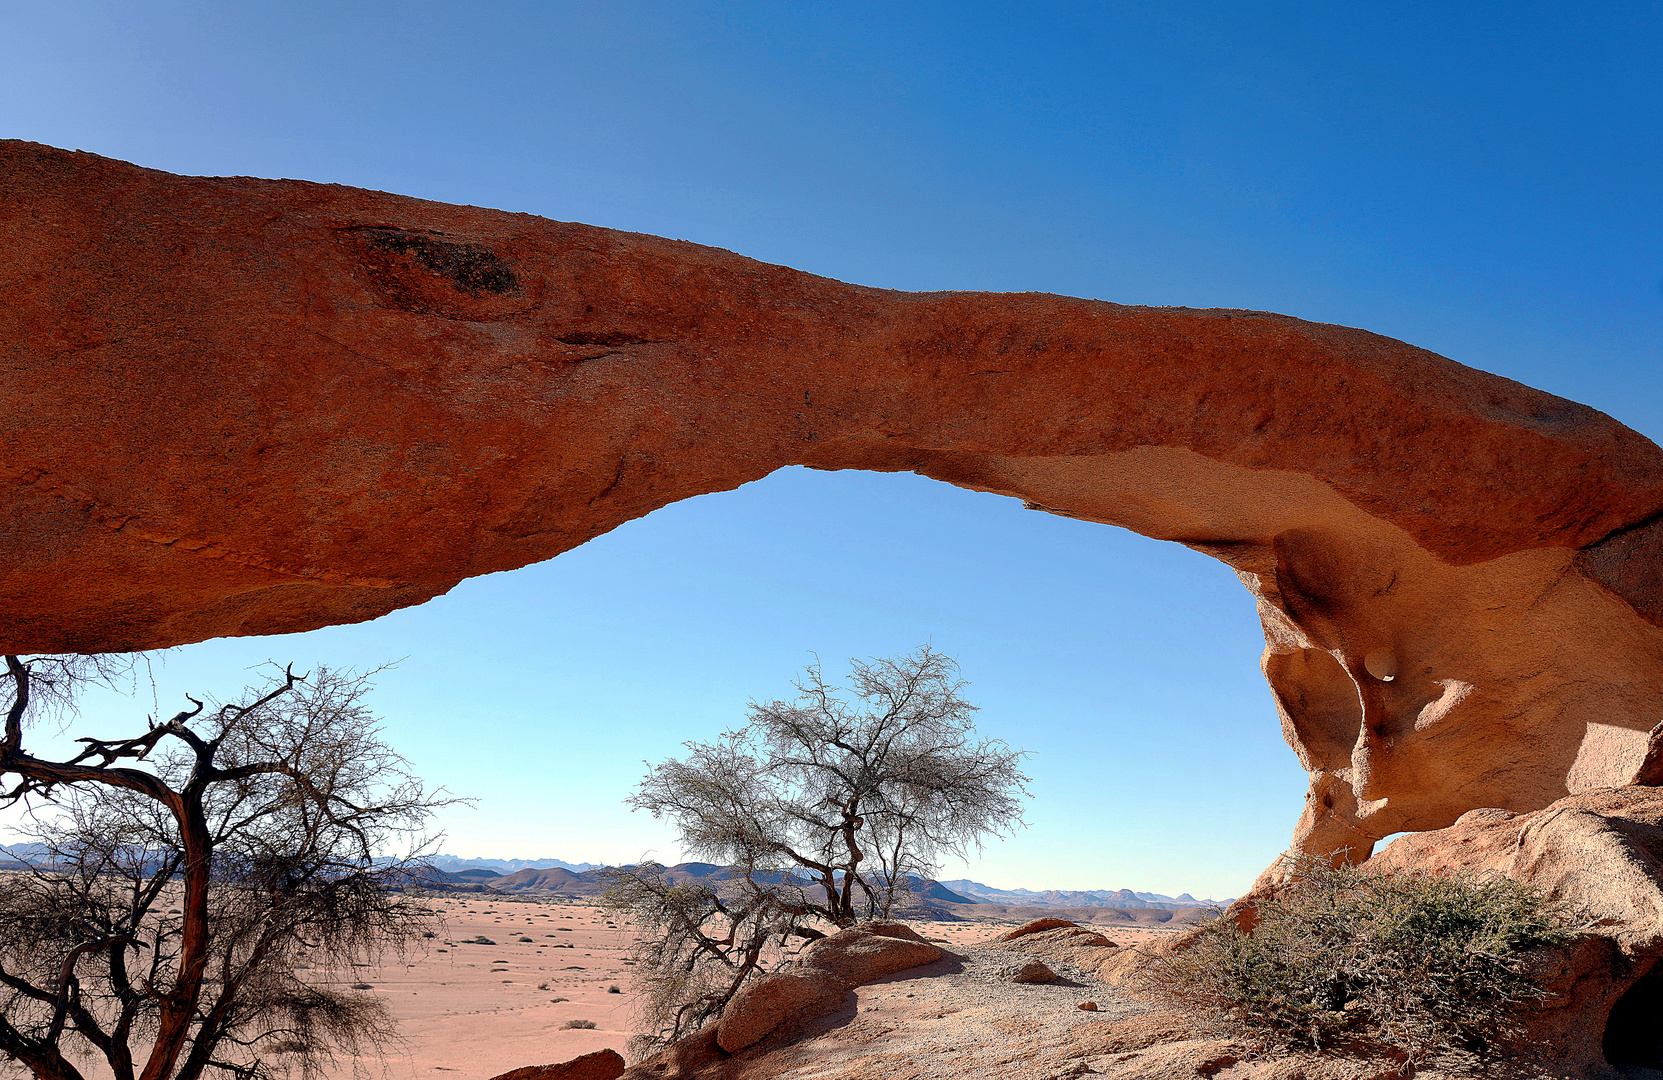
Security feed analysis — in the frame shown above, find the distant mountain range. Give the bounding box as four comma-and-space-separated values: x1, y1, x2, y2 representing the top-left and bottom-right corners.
427, 854, 600, 874
1, 842, 49, 865
2, 846, 604, 875
424, 857, 1230, 911
938, 878, 1233, 910
7, 844, 1230, 911
417, 862, 1220, 925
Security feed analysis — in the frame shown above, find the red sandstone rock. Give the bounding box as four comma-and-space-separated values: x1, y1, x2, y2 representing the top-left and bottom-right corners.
790, 921, 944, 989
1324, 789, 1663, 1076
988, 923, 1120, 978
696, 921, 944, 1058
5, 141, 1663, 869
1001, 960, 1057, 984
992, 917, 1077, 942
487, 1048, 625, 1080
715, 974, 839, 1053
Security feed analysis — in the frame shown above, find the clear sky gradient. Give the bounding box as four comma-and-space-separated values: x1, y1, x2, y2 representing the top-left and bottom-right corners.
4, 2, 1659, 900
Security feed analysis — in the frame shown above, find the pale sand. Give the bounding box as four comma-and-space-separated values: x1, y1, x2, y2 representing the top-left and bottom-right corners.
334, 900, 1183, 1079
331, 898, 642, 1079
343, 901, 1035, 1078
12, 894, 1183, 1080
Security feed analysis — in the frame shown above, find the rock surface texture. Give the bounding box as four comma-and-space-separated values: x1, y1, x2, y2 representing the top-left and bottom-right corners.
1367, 786, 1663, 1076
1091, 787, 1663, 1076
713, 921, 943, 1053
615, 921, 1403, 1080
487, 1049, 626, 1080
617, 816, 1663, 1080
5, 141, 1663, 862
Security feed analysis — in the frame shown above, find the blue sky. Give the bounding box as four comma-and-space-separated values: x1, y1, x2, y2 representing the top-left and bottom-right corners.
3, 2, 1659, 900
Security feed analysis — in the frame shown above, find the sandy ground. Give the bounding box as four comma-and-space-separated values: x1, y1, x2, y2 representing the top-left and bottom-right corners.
338, 900, 1184, 1078
9, 892, 1182, 1080
343, 900, 1072, 1079
335, 900, 1184, 1079
331, 897, 644, 1080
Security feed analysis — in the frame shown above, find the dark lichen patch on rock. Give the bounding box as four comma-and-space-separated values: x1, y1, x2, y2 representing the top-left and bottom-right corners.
358, 228, 519, 295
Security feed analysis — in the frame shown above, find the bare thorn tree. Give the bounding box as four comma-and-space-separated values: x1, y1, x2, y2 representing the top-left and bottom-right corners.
0, 655, 458, 1080
609, 645, 1028, 1043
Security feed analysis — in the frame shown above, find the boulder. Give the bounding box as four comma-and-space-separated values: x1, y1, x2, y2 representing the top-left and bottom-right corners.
487, 1048, 625, 1080
993, 917, 1077, 942
628, 1026, 723, 1079
1364, 785, 1663, 1076
1098, 792, 1663, 1074
6, 140, 1663, 879
791, 921, 944, 989
691, 922, 946, 1059
715, 973, 839, 1053
1001, 960, 1057, 984
987, 922, 1119, 977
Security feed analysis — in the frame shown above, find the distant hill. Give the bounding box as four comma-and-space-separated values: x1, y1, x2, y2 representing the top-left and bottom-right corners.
914, 879, 976, 905
939, 878, 1231, 909
7, 843, 1228, 917
1, 842, 43, 858
428, 854, 599, 874
0, 843, 47, 868
488, 866, 598, 892
921, 901, 1216, 926
412, 863, 1212, 925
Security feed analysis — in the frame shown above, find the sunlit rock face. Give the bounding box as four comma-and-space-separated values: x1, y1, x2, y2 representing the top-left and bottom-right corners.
4, 140, 1662, 862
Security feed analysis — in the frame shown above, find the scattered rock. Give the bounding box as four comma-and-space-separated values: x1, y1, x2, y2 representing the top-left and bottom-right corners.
1003, 960, 1057, 984
1077, 1001, 1098, 1011
487, 1048, 625, 1080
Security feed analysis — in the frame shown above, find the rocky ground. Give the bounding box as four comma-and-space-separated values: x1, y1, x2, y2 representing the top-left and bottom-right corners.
686, 934, 1205, 1080
615, 921, 1428, 1080
326, 899, 1157, 1079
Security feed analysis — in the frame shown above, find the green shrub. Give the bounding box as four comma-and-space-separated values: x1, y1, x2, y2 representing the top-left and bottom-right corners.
1142, 857, 1574, 1066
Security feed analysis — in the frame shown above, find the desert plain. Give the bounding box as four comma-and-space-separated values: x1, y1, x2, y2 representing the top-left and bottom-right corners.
322, 896, 1184, 1079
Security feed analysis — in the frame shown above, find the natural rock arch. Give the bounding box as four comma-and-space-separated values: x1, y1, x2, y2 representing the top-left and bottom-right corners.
4, 140, 1662, 866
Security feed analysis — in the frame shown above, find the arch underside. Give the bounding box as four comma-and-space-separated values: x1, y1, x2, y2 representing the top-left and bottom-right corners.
4, 140, 1662, 866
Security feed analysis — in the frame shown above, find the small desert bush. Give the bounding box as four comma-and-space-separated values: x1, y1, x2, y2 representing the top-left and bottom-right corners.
561, 1019, 597, 1030
1142, 857, 1574, 1067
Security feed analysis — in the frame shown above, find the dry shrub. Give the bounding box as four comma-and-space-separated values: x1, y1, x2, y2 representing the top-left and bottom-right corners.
1141, 857, 1575, 1068
602, 862, 817, 1044
561, 1019, 598, 1030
